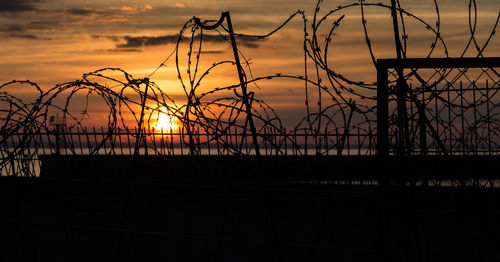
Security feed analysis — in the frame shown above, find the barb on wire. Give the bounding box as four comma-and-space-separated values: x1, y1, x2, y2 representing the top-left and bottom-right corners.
0, 0, 499, 176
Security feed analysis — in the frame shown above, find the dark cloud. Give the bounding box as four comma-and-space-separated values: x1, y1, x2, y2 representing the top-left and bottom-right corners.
115, 34, 265, 49
30, 20, 63, 26
0, 26, 24, 32
2, 5, 127, 28
0, 25, 68, 33
27, 8, 126, 25
91, 35, 120, 42
9, 33, 38, 39
7, 33, 51, 40
63, 8, 113, 16
0, 0, 42, 13
117, 35, 178, 48
66, 8, 99, 16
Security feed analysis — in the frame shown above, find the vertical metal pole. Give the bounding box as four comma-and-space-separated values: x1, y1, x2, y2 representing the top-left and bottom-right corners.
92, 126, 98, 154
179, 127, 184, 155
118, 129, 124, 156
418, 100, 427, 155
207, 132, 211, 156
472, 80, 478, 154
101, 126, 107, 155
55, 124, 60, 155
283, 128, 288, 156
377, 62, 390, 262
391, 0, 410, 155
134, 78, 149, 156
460, 82, 465, 154
486, 80, 491, 154
368, 126, 373, 155
357, 127, 361, 156
170, 127, 174, 155
194, 12, 261, 155
304, 129, 308, 156
126, 128, 132, 155
77, 127, 83, 155
447, 84, 452, 152
224, 12, 261, 156
377, 63, 389, 157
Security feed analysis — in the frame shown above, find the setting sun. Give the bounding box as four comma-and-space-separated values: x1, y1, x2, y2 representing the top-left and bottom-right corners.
152, 111, 178, 132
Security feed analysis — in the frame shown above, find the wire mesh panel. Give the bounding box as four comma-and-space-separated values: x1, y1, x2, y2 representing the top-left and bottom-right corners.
377, 58, 500, 156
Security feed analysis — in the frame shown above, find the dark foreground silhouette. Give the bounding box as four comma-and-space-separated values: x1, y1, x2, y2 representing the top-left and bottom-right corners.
1, 156, 499, 261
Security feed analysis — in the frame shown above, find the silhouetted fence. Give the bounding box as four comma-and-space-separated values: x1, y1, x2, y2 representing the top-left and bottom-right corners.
377, 57, 500, 156
3, 58, 500, 177
1, 128, 377, 177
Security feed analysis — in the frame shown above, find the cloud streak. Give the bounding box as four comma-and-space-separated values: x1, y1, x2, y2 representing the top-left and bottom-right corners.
113, 34, 265, 49
0, 0, 42, 13
0, 25, 70, 33
6, 33, 51, 40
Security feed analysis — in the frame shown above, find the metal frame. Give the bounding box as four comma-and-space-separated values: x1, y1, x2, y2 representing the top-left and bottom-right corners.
376, 57, 500, 156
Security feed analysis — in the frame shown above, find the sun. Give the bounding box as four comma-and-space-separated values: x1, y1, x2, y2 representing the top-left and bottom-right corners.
152, 111, 178, 132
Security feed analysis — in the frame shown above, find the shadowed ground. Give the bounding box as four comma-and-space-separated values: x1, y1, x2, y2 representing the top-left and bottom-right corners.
1, 156, 499, 261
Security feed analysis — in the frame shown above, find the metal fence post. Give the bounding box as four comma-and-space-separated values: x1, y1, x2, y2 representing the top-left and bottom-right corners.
377, 62, 389, 157
194, 12, 261, 156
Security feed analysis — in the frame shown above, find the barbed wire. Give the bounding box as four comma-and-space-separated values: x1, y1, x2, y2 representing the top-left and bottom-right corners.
0, 0, 499, 175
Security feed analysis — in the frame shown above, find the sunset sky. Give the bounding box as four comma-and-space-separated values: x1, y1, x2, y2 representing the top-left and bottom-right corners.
0, 0, 498, 128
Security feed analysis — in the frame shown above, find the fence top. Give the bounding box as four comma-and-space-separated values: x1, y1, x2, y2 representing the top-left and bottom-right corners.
377, 57, 500, 69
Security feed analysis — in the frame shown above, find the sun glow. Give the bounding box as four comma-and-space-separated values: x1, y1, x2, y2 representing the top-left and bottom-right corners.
152, 111, 179, 132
